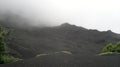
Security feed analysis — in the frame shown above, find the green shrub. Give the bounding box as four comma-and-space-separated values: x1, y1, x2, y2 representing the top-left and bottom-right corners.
102, 43, 114, 53
0, 25, 21, 64
100, 41, 120, 55
0, 55, 22, 64
114, 42, 120, 52
0, 25, 11, 54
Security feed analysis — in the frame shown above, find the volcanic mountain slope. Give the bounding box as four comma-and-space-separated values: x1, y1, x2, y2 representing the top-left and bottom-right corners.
0, 22, 120, 67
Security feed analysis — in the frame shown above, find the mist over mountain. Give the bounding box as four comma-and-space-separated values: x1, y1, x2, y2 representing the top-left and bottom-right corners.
0, 12, 62, 29
1, 0, 120, 33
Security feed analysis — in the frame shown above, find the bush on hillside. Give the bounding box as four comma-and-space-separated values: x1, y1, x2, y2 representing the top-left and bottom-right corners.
0, 24, 21, 64
100, 41, 120, 55
102, 43, 114, 53
114, 42, 120, 52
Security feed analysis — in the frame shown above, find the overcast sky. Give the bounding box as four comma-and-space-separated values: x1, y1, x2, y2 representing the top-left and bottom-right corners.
0, 0, 120, 33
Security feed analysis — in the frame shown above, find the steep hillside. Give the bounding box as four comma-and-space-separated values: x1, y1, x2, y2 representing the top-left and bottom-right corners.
0, 22, 120, 58
0, 22, 120, 67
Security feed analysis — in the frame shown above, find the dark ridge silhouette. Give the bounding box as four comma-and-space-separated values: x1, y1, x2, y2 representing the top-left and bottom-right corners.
0, 22, 120, 67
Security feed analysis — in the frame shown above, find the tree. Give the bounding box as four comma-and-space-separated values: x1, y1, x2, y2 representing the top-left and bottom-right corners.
0, 25, 10, 63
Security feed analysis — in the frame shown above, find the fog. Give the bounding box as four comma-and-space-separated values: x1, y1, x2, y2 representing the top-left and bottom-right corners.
0, 0, 120, 33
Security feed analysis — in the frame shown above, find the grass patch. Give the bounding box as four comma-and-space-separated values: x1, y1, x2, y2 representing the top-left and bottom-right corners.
36, 54, 49, 57
61, 51, 72, 54
36, 51, 72, 57
99, 52, 120, 56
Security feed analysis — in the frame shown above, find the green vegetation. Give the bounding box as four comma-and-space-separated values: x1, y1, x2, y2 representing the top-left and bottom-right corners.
102, 43, 114, 53
99, 42, 120, 56
0, 25, 21, 64
0, 55, 22, 63
99, 52, 120, 56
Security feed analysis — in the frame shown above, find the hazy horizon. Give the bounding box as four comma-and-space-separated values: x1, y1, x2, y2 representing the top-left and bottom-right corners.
0, 0, 120, 33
